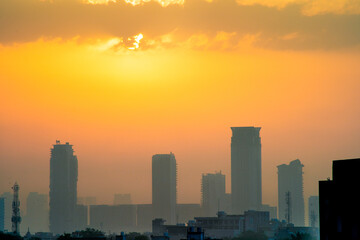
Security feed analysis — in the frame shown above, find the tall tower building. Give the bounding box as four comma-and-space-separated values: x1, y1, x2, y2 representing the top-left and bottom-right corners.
49, 141, 78, 234
231, 127, 262, 214
277, 159, 305, 226
201, 171, 226, 216
152, 153, 177, 224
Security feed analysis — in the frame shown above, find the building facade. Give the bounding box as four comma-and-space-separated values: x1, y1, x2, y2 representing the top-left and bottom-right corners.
319, 158, 360, 240
231, 127, 262, 214
201, 172, 226, 217
152, 153, 177, 224
277, 159, 305, 226
49, 141, 78, 234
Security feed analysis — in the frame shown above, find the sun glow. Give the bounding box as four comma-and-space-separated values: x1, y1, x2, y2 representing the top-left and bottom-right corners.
128, 33, 144, 50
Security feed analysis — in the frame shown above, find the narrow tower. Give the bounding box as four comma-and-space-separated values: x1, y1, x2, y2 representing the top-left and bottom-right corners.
11, 182, 21, 235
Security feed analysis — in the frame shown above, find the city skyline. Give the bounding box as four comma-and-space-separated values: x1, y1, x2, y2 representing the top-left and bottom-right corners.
0, 136, 357, 235
1, 0, 360, 214
0, 127, 357, 211
0, 0, 359, 238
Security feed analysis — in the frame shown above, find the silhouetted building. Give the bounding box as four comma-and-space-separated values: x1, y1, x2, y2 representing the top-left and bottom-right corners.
308, 196, 319, 228
201, 172, 226, 217
0, 192, 12, 232
114, 194, 132, 205
152, 218, 187, 240
231, 127, 262, 214
74, 204, 88, 231
277, 159, 305, 226
89, 204, 136, 233
152, 153, 177, 224
244, 210, 269, 232
137, 204, 153, 232
194, 211, 245, 238
260, 204, 277, 220
23, 192, 49, 233
319, 158, 360, 240
152, 218, 167, 235
49, 141, 78, 234
0, 197, 4, 232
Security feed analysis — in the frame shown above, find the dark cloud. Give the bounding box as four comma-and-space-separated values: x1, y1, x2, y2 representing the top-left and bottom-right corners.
0, 0, 360, 50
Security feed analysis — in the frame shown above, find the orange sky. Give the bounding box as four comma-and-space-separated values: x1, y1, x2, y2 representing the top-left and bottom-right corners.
1, 0, 360, 224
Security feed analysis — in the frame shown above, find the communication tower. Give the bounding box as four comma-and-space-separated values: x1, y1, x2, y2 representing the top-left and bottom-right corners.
11, 182, 21, 235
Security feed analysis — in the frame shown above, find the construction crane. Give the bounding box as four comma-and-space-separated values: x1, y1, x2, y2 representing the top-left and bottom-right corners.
11, 182, 21, 235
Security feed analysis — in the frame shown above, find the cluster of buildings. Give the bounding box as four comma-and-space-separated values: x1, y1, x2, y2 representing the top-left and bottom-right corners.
1, 126, 330, 240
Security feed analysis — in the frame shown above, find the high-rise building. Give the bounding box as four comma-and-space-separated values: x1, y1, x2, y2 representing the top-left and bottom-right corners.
319, 158, 360, 240
201, 172, 226, 216
152, 153, 177, 224
49, 141, 78, 234
277, 159, 305, 226
114, 194, 132, 205
0, 197, 4, 232
0, 192, 12, 232
23, 192, 49, 233
231, 127, 262, 214
308, 196, 319, 228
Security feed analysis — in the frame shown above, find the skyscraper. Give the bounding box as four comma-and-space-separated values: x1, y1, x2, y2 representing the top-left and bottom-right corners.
152, 153, 177, 224
277, 159, 305, 226
201, 171, 226, 216
231, 127, 262, 214
49, 141, 78, 234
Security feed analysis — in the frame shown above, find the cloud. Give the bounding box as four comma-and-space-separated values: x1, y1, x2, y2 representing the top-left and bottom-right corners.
0, 0, 360, 50
236, 0, 360, 15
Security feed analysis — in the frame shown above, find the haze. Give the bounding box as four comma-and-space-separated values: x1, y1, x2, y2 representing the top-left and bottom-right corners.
1, 0, 360, 216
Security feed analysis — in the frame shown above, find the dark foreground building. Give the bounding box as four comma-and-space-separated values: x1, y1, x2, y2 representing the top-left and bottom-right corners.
319, 158, 360, 240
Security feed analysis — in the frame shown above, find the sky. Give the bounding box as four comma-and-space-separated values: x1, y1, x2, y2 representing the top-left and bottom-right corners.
1, 0, 360, 221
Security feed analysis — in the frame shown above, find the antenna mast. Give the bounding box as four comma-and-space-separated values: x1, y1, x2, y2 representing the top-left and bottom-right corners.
11, 182, 21, 235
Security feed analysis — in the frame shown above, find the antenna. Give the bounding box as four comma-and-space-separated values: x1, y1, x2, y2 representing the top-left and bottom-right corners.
11, 182, 21, 235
